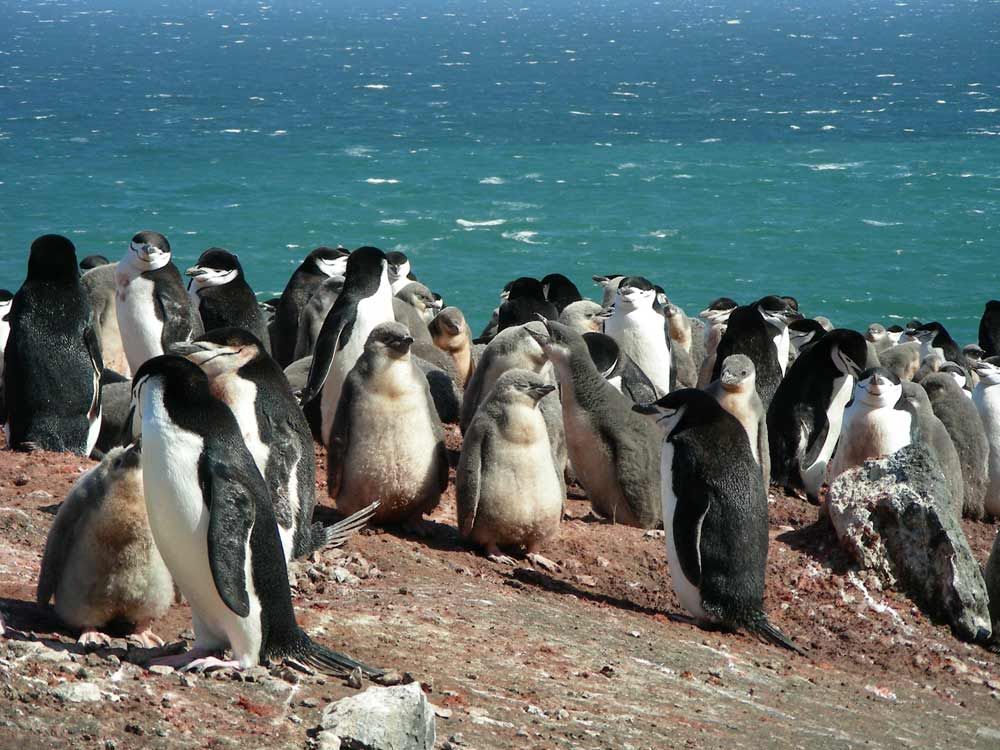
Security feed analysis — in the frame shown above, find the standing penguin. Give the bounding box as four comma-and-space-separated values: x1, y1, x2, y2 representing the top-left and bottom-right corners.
697, 297, 737, 389
81, 263, 131, 377
908, 322, 964, 366
115, 231, 201, 373
327, 323, 449, 527
36, 444, 173, 647
529, 319, 660, 528
768, 330, 866, 501
980, 302, 1000, 358
3, 235, 103, 455
898, 381, 965, 518
394, 282, 440, 333
827, 368, 913, 485
603, 276, 672, 398
429, 307, 475, 387
170, 329, 376, 561
711, 296, 800, 411
633, 389, 800, 653
457, 369, 564, 568
272, 246, 349, 368
972, 358, 1000, 517
922, 372, 990, 520
583, 332, 659, 406
496, 278, 559, 334
132, 355, 382, 675
0, 289, 12, 381
592, 274, 625, 307
186, 248, 270, 351
706, 355, 770, 487
298, 246, 395, 446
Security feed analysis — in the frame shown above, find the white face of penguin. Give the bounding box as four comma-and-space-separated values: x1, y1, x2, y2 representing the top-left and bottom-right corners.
973, 361, 1000, 387
185, 265, 238, 292
614, 284, 655, 313
855, 371, 902, 408
124, 240, 171, 271
316, 255, 348, 278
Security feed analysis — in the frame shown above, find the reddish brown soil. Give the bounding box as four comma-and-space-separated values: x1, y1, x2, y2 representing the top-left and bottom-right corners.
2, 427, 1000, 749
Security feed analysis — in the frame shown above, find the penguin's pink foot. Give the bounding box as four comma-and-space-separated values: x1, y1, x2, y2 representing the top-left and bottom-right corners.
128, 629, 165, 649
527, 552, 559, 572
485, 544, 517, 566
77, 628, 114, 648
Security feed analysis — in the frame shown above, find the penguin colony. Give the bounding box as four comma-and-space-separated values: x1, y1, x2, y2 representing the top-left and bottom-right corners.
3, 231, 1000, 674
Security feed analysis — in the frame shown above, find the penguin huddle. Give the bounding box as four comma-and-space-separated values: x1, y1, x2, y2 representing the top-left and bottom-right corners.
6, 231, 1000, 672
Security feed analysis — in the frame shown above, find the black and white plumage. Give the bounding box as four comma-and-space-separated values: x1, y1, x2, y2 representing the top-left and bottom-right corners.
907, 321, 964, 367
272, 246, 349, 367
298, 246, 395, 446
386, 250, 418, 295
634, 388, 800, 653
540, 273, 582, 313
767, 329, 866, 501
582, 331, 658, 406
171, 328, 375, 561
0, 289, 12, 383
115, 231, 201, 373
131, 355, 381, 676
972, 358, 1000, 517
496, 277, 559, 336
186, 248, 270, 351
3, 235, 103, 455
980, 301, 1000, 358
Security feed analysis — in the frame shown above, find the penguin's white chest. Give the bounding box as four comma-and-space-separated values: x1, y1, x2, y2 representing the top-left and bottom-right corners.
974, 385, 1000, 514
800, 374, 853, 495
772, 327, 790, 375
116, 273, 165, 370
660, 442, 707, 620
607, 310, 671, 396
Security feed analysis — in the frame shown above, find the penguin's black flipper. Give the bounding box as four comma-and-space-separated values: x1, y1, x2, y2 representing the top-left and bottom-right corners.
750, 616, 805, 656
305, 501, 380, 555
298, 301, 357, 405
298, 637, 385, 678
203, 458, 254, 618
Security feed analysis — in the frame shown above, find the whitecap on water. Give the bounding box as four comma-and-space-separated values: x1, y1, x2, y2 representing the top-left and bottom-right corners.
345, 146, 374, 157
380, 219, 406, 225
802, 162, 863, 171
649, 229, 678, 238
479, 176, 505, 185
502, 230, 543, 245
862, 219, 903, 227
363, 84, 389, 90
366, 178, 400, 184
456, 218, 506, 228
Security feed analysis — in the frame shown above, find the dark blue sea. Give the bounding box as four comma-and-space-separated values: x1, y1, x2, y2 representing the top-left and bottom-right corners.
1, 0, 997, 341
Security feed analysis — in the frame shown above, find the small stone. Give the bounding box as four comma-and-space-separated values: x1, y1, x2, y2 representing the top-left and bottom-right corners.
317, 682, 435, 750
628, 631, 641, 638
643, 529, 665, 539
575, 575, 597, 587
599, 665, 615, 678
13, 474, 29, 487
52, 682, 102, 703
27, 490, 53, 500
596, 557, 610, 568
149, 665, 174, 676
301, 697, 320, 708
333, 567, 360, 585
347, 667, 363, 689
432, 704, 453, 719
555, 708, 569, 720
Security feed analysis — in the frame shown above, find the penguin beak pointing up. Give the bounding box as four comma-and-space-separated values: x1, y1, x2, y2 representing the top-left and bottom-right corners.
526, 384, 556, 401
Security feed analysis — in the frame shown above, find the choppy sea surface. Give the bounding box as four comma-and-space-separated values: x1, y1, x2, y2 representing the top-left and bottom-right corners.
1, 0, 997, 342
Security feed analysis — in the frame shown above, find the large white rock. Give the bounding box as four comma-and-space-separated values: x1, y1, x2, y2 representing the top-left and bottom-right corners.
318, 682, 435, 750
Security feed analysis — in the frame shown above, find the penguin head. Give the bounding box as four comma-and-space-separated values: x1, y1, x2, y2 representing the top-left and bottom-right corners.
525, 318, 578, 364
170, 327, 264, 378
559, 300, 605, 334
504, 277, 546, 302
698, 296, 737, 323
789, 318, 827, 351
920, 372, 962, 400
614, 276, 656, 312
854, 368, 903, 407
985, 300, 1000, 314
186, 248, 243, 292
80, 254, 110, 271
814, 316, 834, 332
26, 234, 80, 283
430, 307, 467, 340
308, 246, 350, 278
492, 368, 556, 408
104, 443, 143, 478
540, 273, 582, 311
866, 323, 887, 342
756, 295, 802, 327
366, 321, 414, 359
386, 251, 411, 284
963, 344, 985, 363
825, 330, 866, 378
971, 357, 1000, 386
343, 246, 389, 294
126, 231, 171, 269
719, 354, 755, 392
396, 282, 437, 312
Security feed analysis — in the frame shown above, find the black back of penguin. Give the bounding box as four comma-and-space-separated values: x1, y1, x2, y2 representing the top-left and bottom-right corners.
187, 248, 269, 349
540, 273, 582, 313
497, 277, 559, 333
656, 389, 770, 626
980, 301, 1000, 358
4, 234, 102, 454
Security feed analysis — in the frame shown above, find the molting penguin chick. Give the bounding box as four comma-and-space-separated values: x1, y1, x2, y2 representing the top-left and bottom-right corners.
697, 297, 738, 389
457, 369, 564, 568
767, 330, 866, 502
171, 329, 375, 561
37, 444, 172, 647
866, 323, 893, 353
4, 234, 103, 454
132, 355, 382, 675
634, 389, 801, 654
559, 300, 606, 334
298, 246, 395, 447
706, 355, 770, 487
827, 368, 912, 486
272, 246, 349, 367
82, 263, 130, 377
529, 319, 660, 528
115, 231, 201, 373
429, 307, 475, 387
603, 276, 672, 398
972, 358, 1000, 517
186, 248, 270, 351
328, 322, 449, 526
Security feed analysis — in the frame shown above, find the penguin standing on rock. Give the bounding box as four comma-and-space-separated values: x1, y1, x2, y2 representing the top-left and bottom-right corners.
171, 329, 376, 561
634, 389, 801, 654
272, 247, 349, 367
132, 355, 383, 676
298, 246, 395, 446
457, 369, 564, 568
327, 323, 449, 527
529, 319, 660, 528
603, 276, 672, 398
186, 248, 270, 351
37, 444, 173, 647
115, 231, 201, 373
4, 235, 103, 455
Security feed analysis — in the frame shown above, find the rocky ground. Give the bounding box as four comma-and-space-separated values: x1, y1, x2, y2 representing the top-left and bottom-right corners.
3, 427, 1000, 749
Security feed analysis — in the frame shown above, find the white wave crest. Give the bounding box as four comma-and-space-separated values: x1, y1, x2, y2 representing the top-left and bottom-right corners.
862, 219, 903, 227
502, 230, 543, 244
457, 218, 506, 228
366, 178, 400, 184
479, 176, 505, 185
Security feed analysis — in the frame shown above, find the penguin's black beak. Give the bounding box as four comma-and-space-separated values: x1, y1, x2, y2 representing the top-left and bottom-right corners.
185, 266, 207, 278
526, 384, 556, 400
389, 335, 414, 353
169, 341, 207, 357
122, 442, 142, 468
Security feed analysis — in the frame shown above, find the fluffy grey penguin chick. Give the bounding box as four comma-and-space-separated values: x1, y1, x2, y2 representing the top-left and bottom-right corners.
328, 321, 449, 526
37, 444, 173, 647
457, 369, 565, 569
706, 355, 770, 488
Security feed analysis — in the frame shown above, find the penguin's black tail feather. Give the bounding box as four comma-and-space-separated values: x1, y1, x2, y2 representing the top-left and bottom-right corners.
750, 616, 806, 656
310, 501, 380, 554
300, 638, 385, 678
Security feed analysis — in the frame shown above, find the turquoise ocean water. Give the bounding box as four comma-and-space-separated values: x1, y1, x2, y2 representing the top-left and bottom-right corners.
1, 0, 997, 342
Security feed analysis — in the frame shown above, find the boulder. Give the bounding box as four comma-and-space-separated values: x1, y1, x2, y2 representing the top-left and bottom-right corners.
318, 682, 435, 750
828, 444, 992, 643
984, 531, 1000, 635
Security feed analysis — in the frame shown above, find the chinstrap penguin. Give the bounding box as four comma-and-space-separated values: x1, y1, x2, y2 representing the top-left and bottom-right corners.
602, 276, 672, 398
972, 358, 1000, 517
186, 248, 270, 351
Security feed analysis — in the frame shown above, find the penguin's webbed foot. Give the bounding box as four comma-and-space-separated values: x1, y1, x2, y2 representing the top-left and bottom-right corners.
77, 628, 114, 648
128, 628, 165, 649
526, 552, 560, 572
485, 545, 518, 566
